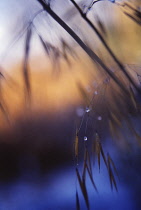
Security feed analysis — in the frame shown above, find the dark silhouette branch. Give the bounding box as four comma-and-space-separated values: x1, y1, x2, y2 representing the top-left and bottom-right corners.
123, 11, 141, 25
69, 0, 140, 93
37, 0, 131, 96
116, 2, 141, 26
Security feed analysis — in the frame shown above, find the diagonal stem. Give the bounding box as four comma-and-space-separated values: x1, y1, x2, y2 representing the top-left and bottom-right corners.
36, 0, 132, 96
69, 0, 140, 93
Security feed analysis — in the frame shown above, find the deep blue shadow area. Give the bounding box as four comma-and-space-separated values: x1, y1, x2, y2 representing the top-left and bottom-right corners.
0, 111, 140, 210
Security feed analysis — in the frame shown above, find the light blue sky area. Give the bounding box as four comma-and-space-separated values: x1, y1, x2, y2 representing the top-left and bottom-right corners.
0, 0, 43, 66
0, 0, 73, 67
0, 0, 119, 68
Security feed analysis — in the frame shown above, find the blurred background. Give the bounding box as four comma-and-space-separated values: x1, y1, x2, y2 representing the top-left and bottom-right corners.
0, 0, 141, 209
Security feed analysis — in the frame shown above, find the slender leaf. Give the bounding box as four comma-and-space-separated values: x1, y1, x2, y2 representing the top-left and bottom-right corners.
95, 139, 101, 171
76, 190, 80, 210
129, 86, 137, 109
111, 112, 121, 127
39, 35, 50, 55
82, 148, 87, 180
107, 154, 118, 191
76, 168, 90, 210
108, 153, 119, 179
82, 177, 90, 210
75, 132, 79, 158
23, 25, 32, 99
95, 133, 101, 171
86, 163, 98, 192
87, 149, 93, 175
100, 143, 107, 168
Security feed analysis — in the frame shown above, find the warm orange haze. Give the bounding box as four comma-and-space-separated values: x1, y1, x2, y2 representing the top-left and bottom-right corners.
0, 56, 92, 128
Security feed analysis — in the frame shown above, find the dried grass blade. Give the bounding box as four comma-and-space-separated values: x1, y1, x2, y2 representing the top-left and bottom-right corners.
125, 120, 141, 145
109, 167, 118, 192
96, 17, 107, 36
76, 168, 90, 210
76, 190, 80, 210
82, 148, 87, 180
23, 26, 32, 99
129, 86, 137, 109
87, 150, 92, 175
107, 161, 113, 190
108, 154, 119, 179
109, 119, 120, 140
99, 142, 107, 168
75, 132, 79, 158
92, 136, 97, 165
111, 172, 118, 192
124, 11, 141, 25
39, 35, 50, 55
111, 112, 121, 127
61, 38, 72, 53
97, 146, 100, 172
61, 39, 72, 64
107, 155, 118, 191
86, 163, 98, 192
77, 81, 90, 104
95, 135, 101, 171
82, 177, 90, 210
137, 73, 141, 85
76, 168, 83, 191
0, 78, 9, 122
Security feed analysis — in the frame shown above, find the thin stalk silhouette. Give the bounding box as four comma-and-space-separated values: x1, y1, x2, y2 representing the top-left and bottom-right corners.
37, 0, 131, 96
69, 0, 140, 93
